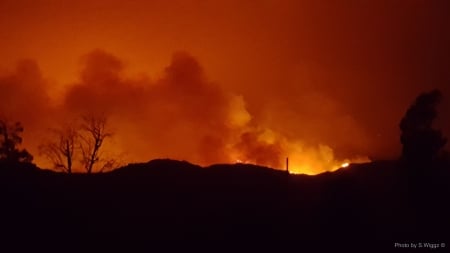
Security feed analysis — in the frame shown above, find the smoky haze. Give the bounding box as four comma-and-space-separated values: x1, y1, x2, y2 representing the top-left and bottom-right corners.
0, 0, 449, 173
0, 50, 376, 173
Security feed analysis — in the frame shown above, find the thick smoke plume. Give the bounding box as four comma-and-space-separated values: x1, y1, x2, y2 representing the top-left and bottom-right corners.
0, 50, 369, 174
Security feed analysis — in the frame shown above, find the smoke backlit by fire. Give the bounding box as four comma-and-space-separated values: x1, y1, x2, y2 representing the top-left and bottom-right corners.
0, 50, 370, 174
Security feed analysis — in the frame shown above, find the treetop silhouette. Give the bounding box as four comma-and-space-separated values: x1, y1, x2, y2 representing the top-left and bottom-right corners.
0, 119, 33, 163
400, 89, 447, 168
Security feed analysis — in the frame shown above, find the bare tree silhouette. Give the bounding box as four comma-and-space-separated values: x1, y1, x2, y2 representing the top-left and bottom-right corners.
39, 125, 78, 173
39, 114, 120, 173
79, 114, 112, 173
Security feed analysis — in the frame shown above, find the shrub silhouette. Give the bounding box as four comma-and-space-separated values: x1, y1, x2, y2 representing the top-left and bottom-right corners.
399, 89, 447, 169
0, 119, 33, 163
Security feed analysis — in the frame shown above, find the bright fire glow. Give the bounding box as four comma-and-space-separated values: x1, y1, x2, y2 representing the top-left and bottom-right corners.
228, 127, 371, 175
232, 145, 370, 175
286, 159, 364, 175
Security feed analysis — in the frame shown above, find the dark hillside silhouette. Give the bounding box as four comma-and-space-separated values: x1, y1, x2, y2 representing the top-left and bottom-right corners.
1, 159, 449, 251
0, 90, 449, 251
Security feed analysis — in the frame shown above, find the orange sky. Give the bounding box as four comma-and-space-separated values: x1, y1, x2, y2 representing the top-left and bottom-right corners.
0, 0, 449, 171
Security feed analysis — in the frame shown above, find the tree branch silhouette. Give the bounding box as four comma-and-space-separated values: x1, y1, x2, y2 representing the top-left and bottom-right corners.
39, 125, 78, 173
79, 114, 112, 173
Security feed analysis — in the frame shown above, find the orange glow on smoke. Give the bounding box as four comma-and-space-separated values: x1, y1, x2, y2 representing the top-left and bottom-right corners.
3, 1, 445, 174
0, 49, 372, 175
229, 128, 370, 175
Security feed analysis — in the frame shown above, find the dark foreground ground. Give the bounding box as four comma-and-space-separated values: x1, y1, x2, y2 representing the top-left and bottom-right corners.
1, 159, 449, 252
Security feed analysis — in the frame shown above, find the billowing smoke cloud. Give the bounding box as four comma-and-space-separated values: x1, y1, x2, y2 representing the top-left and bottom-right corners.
0, 49, 370, 174
61, 50, 249, 166
0, 60, 55, 159
0, 60, 49, 120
